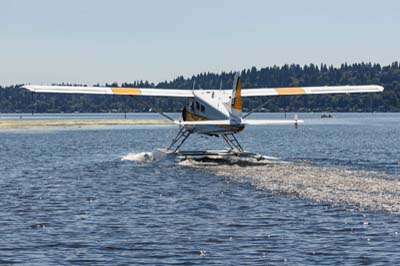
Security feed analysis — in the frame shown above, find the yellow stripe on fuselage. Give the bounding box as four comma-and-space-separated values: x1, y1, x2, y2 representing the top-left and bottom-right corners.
275, 88, 305, 95
111, 87, 142, 95
184, 110, 208, 121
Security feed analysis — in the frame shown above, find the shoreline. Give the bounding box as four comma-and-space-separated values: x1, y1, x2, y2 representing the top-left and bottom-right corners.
0, 119, 173, 130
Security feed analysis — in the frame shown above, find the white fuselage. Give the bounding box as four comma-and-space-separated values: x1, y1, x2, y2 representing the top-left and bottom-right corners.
181, 90, 244, 135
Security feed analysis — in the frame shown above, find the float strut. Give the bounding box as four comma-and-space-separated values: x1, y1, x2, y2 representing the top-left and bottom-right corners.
168, 127, 192, 152
222, 134, 244, 153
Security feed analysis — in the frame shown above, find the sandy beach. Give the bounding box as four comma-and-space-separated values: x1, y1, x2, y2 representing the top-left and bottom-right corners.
0, 119, 173, 130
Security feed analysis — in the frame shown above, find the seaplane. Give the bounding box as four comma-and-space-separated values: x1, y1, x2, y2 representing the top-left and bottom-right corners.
22, 73, 383, 158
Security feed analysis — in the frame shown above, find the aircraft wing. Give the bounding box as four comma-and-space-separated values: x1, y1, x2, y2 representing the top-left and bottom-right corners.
241, 85, 384, 97
23, 84, 384, 98
22, 85, 193, 97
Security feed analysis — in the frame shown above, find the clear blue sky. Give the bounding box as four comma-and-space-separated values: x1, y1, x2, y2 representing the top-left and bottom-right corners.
1, 0, 399, 85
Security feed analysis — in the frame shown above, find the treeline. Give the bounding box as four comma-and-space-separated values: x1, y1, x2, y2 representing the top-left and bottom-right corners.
1, 62, 400, 113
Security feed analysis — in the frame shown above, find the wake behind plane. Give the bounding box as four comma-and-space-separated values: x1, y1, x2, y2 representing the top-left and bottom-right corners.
23, 73, 383, 155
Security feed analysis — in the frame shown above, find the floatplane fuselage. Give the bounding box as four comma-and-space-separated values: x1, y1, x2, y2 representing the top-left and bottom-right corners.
181, 74, 245, 135
23, 72, 384, 154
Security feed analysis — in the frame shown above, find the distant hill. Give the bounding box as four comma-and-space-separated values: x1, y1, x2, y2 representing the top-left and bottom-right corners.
1, 62, 399, 113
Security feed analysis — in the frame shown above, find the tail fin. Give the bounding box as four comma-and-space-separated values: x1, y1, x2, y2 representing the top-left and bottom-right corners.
230, 72, 242, 117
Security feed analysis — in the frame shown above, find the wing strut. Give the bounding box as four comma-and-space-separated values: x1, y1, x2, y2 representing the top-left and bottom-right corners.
130, 96, 175, 122
31, 92, 36, 116
243, 100, 271, 119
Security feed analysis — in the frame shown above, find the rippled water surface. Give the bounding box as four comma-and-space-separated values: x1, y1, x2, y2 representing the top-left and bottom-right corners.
1, 113, 400, 265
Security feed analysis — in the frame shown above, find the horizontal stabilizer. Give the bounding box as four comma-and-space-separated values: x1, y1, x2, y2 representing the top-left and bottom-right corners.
175, 120, 232, 126
242, 119, 303, 125
175, 119, 303, 126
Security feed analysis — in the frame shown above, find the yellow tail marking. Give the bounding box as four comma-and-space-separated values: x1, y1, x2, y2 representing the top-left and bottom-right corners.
232, 79, 242, 110
111, 87, 141, 95
275, 88, 305, 95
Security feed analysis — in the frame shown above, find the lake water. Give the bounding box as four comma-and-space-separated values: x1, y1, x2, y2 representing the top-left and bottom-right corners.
0, 113, 399, 265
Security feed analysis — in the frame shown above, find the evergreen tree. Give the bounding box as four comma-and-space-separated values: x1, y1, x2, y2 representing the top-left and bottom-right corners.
0, 62, 399, 113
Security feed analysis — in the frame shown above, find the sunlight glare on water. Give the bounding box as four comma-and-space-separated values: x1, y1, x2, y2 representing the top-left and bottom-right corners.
179, 157, 400, 213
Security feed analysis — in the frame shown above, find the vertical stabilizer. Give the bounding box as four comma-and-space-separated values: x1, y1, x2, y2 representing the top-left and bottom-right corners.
231, 72, 242, 118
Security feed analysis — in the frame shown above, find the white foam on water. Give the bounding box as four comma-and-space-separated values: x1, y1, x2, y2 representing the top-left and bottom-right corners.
121, 152, 154, 162
120, 150, 400, 213
180, 157, 400, 213
121, 148, 172, 163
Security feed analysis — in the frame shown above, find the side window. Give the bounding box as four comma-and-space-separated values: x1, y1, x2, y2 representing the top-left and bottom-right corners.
196, 102, 200, 110
200, 105, 205, 113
